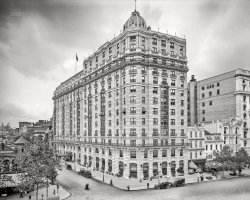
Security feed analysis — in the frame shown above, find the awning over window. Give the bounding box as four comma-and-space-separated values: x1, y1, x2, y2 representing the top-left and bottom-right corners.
189, 161, 198, 169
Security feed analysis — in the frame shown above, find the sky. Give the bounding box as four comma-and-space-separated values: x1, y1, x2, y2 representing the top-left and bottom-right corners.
0, 0, 250, 128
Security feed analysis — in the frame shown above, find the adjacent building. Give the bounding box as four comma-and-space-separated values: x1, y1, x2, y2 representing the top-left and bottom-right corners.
188, 69, 250, 152
187, 126, 206, 172
204, 130, 223, 160
52, 9, 189, 179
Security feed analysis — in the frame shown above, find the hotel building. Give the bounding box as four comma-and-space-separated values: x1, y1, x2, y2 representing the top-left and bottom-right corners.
52, 10, 189, 179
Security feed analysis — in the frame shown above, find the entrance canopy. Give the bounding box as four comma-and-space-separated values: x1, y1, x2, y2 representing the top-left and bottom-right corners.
189, 161, 198, 169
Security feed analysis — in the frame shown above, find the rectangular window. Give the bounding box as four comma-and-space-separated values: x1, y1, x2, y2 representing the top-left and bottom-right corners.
130, 35, 136, 42
142, 86, 146, 93
142, 118, 146, 125
153, 150, 158, 157
142, 76, 145, 83
171, 99, 175, 105
130, 96, 136, 103
152, 38, 157, 45
153, 77, 158, 84
153, 118, 158, 125
171, 89, 175, 95
130, 86, 136, 92
142, 96, 146, 104
153, 97, 158, 104
153, 108, 158, 115
130, 107, 136, 114
153, 87, 158, 94
171, 119, 175, 125
170, 42, 174, 49
162, 149, 167, 157
130, 118, 136, 125
130, 150, 136, 158
161, 40, 166, 47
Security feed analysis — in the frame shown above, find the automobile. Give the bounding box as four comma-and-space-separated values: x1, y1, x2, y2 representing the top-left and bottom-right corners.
154, 182, 173, 189
229, 171, 237, 176
78, 169, 92, 178
66, 164, 72, 170
173, 177, 185, 187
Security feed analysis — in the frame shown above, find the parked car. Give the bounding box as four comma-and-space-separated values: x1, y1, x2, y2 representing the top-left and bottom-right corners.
173, 177, 185, 187
154, 182, 173, 189
66, 164, 72, 170
229, 171, 237, 176
78, 169, 92, 178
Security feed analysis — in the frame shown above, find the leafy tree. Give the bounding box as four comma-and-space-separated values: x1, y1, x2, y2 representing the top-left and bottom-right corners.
214, 145, 234, 177
231, 147, 250, 175
16, 134, 60, 200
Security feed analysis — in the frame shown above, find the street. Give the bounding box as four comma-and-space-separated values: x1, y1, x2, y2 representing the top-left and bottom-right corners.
56, 168, 250, 200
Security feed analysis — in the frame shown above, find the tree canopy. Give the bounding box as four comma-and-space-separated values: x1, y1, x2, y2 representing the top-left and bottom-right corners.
15, 134, 59, 199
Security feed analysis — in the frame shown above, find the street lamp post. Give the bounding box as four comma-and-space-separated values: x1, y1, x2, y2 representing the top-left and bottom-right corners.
103, 170, 105, 181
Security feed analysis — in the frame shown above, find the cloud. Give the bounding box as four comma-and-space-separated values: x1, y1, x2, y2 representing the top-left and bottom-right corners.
1, 0, 250, 127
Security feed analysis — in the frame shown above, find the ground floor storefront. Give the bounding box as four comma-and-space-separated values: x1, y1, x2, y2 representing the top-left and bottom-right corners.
55, 142, 189, 179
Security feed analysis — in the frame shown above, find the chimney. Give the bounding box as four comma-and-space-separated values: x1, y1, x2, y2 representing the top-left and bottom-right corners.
190, 75, 196, 82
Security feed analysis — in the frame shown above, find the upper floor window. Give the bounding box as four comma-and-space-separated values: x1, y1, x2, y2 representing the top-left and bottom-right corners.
152, 38, 157, 45
130, 36, 136, 42
170, 42, 174, 49
161, 40, 166, 47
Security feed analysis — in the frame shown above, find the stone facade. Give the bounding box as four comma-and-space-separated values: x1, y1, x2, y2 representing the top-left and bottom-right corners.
52, 10, 189, 179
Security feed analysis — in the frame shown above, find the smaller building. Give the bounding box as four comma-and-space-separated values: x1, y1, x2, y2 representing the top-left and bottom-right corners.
204, 130, 223, 160
187, 126, 206, 173
203, 117, 244, 153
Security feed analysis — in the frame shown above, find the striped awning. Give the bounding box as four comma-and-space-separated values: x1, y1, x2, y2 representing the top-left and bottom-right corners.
189, 161, 198, 169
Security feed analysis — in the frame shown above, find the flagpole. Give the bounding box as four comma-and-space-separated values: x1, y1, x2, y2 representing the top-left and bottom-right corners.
75, 57, 77, 74
75, 53, 78, 74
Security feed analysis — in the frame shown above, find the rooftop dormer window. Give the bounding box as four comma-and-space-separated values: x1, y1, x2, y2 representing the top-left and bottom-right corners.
130, 36, 136, 42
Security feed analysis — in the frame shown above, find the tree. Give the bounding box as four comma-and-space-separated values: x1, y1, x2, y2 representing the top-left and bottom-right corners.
16, 135, 60, 200
231, 147, 250, 175
214, 145, 234, 177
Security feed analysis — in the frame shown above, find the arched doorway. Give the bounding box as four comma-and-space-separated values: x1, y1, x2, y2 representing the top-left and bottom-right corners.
102, 158, 105, 171
142, 163, 149, 179
96, 157, 99, 170
108, 159, 112, 173
171, 161, 176, 176
153, 162, 158, 177
119, 161, 124, 176
84, 155, 87, 165
162, 161, 167, 175
130, 163, 137, 178
89, 156, 92, 167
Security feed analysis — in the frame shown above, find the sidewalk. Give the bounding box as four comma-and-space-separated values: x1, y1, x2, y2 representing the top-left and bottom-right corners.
66, 161, 250, 191
2, 183, 71, 200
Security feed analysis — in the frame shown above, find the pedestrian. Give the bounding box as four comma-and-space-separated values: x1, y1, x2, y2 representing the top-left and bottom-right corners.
127, 185, 130, 191
29, 195, 31, 199
147, 182, 149, 189
85, 183, 89, 190
19, 191, 23, 198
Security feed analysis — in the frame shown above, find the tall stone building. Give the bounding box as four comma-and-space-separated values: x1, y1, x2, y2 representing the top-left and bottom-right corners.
53, 9, 189, 179
188, 69, 250, 152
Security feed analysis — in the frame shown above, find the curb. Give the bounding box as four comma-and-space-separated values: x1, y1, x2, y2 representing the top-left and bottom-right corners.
60, 185, 72, 200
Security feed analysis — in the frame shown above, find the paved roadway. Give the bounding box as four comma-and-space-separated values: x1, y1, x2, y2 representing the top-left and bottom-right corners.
56, 168, 250, 200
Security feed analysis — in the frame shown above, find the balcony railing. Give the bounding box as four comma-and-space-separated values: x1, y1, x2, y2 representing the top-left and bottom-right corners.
170, 74, 177, 79
52, 139, 189, 147
129, 69, 137, 74
152, 71, 159, 76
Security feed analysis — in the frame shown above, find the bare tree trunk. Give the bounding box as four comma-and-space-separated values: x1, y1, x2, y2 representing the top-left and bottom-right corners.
46, 178, 48, 197
36, 184, 39, 200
